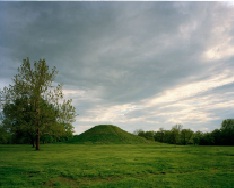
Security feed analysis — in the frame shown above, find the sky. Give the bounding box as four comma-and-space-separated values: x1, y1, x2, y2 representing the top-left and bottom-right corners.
1, 2, 234, 134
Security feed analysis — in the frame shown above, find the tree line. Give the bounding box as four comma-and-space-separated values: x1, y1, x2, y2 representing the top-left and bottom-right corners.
0, 58, 76, 150
134, 120, 234, 145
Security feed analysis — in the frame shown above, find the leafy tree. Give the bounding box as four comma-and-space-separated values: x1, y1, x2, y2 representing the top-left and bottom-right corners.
133, 119, 234, 145
2, 97, 35, 145
200, 133, 215, 145
155, 128, 165, 142
211, 129, 222, 145
145, 130, 155, 141
133, 129, 143, 135
163, 130, 173, 144
221, 119, 234, 130
134, 129, 156, 141
171, 124, 182, 144
193, 130, 202, 145
135, 129, 146, 137
181, 129, 194, 145
0, 58, 76, 150
0, 123, 11, 144
220, 119, 234, 144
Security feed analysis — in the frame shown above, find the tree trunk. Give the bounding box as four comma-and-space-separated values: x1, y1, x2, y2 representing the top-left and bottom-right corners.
35, 104, 41, 150
36, 128, 40, 150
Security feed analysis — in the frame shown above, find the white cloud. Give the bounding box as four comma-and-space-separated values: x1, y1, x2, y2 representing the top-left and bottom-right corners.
203, 39, 234, 61
77, 103, 142, 123
142, 70, 234, 107
202, 5, 234, 61
71, 66, 234, 132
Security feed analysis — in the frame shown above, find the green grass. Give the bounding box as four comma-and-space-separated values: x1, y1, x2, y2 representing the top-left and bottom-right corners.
0, 144, 234, 188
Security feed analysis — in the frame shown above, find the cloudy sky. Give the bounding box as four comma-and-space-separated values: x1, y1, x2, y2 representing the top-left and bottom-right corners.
1, 2, 234, 134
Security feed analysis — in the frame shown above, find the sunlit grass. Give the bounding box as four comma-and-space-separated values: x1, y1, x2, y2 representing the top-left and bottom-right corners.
0, 144, 234, 187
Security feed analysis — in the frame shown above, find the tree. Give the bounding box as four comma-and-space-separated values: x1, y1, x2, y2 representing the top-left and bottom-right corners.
193, 130, 202, 145
133, 129, 142, 135
145, 130, 155, 141
0, 123, 11, 144
211, 129, 222, 145
171, 124, 183, 144
135, 129, 145, 137
181, 129, 194, 145
2, 97, 35, 145
155, 128, 165, 142
134, 129, 155, 141
220, 119, 234, 144
164, 130, 173, 144
200, 133, 215, 145
0, 58, 76, 150
221, 119, 234, 130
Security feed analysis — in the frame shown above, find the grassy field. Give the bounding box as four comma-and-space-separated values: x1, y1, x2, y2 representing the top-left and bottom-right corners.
0, 143, 234, 188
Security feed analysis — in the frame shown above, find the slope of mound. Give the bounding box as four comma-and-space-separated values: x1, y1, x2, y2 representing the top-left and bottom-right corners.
70, 125, 149, 143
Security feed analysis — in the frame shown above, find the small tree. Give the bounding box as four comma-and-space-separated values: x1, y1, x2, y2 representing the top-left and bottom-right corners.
155, 128, 165, 142
221, 119, 234, 144
145, 130, 155, 141
181, 129, 194, 145
171, 124, 183, 144
193, 130, 202, 145
0, 58, 76, 150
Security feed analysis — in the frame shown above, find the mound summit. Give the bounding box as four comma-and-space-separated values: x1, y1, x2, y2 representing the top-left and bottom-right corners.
71, 125, 148, 143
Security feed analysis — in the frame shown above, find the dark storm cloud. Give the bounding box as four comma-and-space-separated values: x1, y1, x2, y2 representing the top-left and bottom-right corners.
1, 2, 234, 133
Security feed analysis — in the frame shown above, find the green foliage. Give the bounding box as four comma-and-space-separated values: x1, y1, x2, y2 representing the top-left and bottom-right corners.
0, 144, 234, 187
221, 119, 234, 130
220, 119, 234, 144
181, 129, 194, 145
193, 130, 202, 145
135, 129, 155, 141
142, 120, 234, 145
171, 124, 183, 144
0, 58, 76, 149
70, 125, 149, 144
0, 124, 11, 144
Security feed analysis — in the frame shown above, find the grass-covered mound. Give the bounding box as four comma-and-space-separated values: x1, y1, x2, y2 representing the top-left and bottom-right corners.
70, 125, 149, 143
